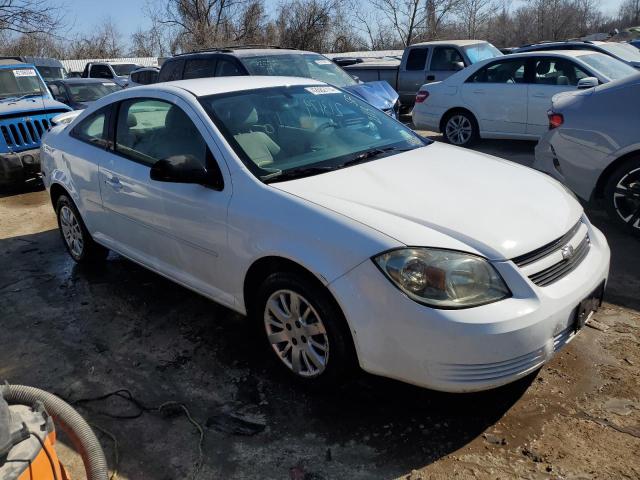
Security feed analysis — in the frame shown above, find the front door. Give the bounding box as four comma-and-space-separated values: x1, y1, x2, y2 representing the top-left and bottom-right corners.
426, 46, 466, 83
526, 57, 590, 136
460, 57, 529, 135
98, 93, 233, 304
399, 46, 430, 106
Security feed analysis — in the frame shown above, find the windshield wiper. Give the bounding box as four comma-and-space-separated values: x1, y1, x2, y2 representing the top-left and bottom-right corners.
0, 93, 42, 103
339, 146, 416, 168
263, 165, 339, 183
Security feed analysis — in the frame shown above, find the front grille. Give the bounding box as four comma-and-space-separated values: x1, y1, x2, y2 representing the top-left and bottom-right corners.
0, 117, 52, 151
512, 220, 582, 267
528, 234, 590, 287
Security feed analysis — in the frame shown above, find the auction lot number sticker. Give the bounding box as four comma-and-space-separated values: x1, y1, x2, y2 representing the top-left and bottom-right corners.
13, 69, 37, 77
305, 86, 340, 95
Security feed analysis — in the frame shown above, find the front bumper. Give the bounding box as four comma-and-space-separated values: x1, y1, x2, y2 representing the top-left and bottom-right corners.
328, 222, 610, 392
0, 148, 41, 186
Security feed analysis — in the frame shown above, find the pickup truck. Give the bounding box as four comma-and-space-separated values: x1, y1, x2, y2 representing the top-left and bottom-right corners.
81, 62, 141, 87
0, 60, 70, 186
340, 40, 503, 110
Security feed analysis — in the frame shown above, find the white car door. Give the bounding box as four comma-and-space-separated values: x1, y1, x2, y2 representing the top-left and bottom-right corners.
526, 57, 590, 136
460, 58, 529, 135
98, 93, 234, 305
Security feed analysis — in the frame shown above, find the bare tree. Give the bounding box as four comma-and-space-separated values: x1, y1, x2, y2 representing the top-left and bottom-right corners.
456, 0, 498, 38
67, 18, 125, 59
619, 0, 640, 26
0, 0, 64, 35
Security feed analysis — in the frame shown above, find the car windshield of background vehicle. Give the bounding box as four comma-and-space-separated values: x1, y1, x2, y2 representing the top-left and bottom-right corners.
0, 68, 47, 100
579, 54, 638, 81
241, 54, 357, 88
38, 66, 66, 81
462, 43, 503, 63
598, 42, 640, 62
68, 82, 121, 102
112, 64, 138, 76
200, 85, 427, 182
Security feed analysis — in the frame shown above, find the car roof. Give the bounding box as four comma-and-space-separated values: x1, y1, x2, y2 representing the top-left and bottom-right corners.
56, 78, 121, 85
144, 75, 325, 97
170, 48, 312, 59
411, 39, 489, 47
0, 59, 26, 66
505, 50, 598, 58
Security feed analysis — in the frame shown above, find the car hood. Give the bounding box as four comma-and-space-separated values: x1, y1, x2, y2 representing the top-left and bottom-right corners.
272, 143, 583, 260
343, 81, 399, 111
0, 97, 69, 116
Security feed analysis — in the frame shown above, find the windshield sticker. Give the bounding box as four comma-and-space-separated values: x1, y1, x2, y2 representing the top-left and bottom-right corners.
314, 59, 333, 65
305, 86, 340, 95
13, 69, 37, 77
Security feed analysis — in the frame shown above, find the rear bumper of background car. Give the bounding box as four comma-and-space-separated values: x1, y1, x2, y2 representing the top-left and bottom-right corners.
328, 223, 610, 392
0, 148, 40, 186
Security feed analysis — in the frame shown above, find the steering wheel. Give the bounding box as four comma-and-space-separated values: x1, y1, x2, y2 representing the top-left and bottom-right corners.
314, 120, 338, 133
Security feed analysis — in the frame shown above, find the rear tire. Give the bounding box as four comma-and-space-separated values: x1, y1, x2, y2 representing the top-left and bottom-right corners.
442, 110, 479, 147
603, 157, 640, 237
253, 271, 356, 388
56, 195, 109, 263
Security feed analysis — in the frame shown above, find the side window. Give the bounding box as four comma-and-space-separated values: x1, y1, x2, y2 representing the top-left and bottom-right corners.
406, 48, 429, 71
215, 59, 242, 77
184, 59, 216, 79
467, 59, 527, 83
115, 98, 208, 167
534, 58, 589, 86
49, 84, 60, 96
130, 72, 139, 83
430, 47, 464, 71
71, 107, 110, 147
158, 60, 183, 82
91, 65, 113, 79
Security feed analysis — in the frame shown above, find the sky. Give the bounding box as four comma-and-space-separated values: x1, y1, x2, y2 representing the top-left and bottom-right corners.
62, 0, 628, 41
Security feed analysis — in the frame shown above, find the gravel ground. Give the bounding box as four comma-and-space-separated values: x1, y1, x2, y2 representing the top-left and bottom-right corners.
0, 135, 638, 480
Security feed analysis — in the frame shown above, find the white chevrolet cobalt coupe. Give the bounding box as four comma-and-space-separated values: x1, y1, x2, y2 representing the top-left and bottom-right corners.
41, 76, 610, 392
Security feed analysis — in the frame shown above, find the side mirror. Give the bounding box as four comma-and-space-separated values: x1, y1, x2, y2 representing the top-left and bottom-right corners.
577, 77, 598, 89
351, 74, 360, 82
452, 61, 465, 71
150, 154, 222, 188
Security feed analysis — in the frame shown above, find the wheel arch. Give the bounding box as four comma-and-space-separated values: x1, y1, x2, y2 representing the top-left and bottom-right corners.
439, 107, 479, 133
593, 150, 640, 199
49, 182, 70, 210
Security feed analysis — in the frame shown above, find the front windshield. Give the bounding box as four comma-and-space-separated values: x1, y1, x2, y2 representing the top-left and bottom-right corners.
598, 42, 640, 62
68, 82, 121, 102
463, 43, 503, 63
200, 85, 426, 181
0, 68, 47, 99
112, 64, 138, 76
37, 66, 65, 81
580, 53, 637, 81
241, 54, 357, 88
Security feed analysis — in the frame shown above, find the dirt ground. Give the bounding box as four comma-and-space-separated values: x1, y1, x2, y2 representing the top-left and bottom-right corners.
1, 135, 639, 480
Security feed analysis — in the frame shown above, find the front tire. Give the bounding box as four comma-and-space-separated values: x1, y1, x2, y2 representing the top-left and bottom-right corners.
443, 111, 478, 147
56, 195, 109, 263
254, 272, 355, 386
603, 157, 640, 237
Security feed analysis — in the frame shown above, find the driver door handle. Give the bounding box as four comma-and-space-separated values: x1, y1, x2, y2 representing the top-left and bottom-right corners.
105, 176, 122, 191
531, 92, 547, 98
472, 90, 485, 94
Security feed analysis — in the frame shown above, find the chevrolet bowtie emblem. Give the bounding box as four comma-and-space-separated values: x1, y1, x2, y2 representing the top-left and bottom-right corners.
561, 244, 575, 260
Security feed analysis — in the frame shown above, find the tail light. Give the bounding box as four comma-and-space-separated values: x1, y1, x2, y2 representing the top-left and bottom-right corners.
548, 112, 563, 129
415, 90, 429, 103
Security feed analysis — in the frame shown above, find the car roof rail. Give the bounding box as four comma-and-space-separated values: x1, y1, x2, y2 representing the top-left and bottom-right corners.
174, 45, 294, 56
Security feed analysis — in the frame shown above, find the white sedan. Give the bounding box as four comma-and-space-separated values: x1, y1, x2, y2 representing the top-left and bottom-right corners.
412, 50, 638, 146
41, 76, 610, 392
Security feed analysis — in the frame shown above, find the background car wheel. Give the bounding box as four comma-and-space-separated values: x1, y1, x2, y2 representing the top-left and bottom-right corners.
603, 157, 640, 237
443, 111, 478, 147
254, 271, 356, 387
56, 195, 109, 263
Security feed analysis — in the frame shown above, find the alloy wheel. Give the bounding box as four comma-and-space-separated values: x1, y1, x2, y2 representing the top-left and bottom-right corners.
613, 167, 640, 231
59, 205, 84, 257
445, 114, 473, 146
264, 289, 329, 377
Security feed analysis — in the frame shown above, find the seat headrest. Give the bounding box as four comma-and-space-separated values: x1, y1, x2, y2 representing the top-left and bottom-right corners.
227, 100, 258, 132
536, 61, 551, 75
127, 113, 137, 128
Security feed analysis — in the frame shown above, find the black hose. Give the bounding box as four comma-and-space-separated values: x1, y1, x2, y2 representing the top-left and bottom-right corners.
1, 384, 108, 480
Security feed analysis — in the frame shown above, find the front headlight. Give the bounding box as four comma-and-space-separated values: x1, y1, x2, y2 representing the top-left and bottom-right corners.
374, 248, 511, 309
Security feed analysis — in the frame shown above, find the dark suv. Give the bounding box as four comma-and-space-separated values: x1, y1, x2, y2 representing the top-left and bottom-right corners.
158, 46, 399, 117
